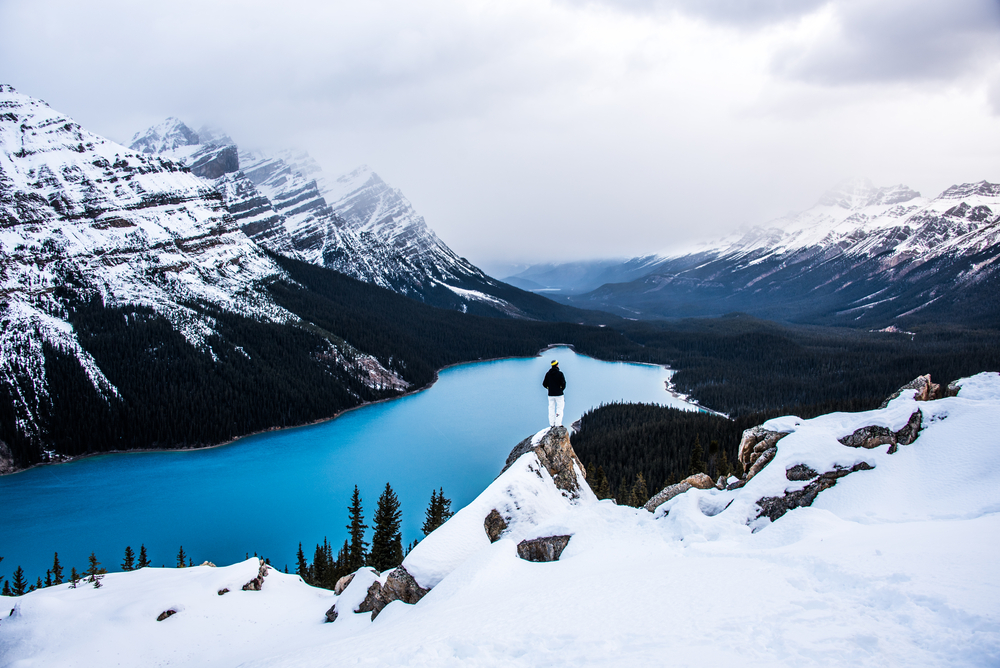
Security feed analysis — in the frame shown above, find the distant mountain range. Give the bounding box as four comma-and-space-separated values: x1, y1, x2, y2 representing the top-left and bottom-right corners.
509, 178, 1000, 327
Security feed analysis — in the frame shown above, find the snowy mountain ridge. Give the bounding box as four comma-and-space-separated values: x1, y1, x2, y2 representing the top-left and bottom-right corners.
562, 177, 1000, 325
3, 371, 998, 666
129, 117, 528, 316
0, 86, 404, 455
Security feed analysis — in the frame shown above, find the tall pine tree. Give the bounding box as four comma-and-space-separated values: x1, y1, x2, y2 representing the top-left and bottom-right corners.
689, 436, 707, 476
137, 545, 151, 569
121, 546, 135, 571
345, 486, 368, 572
51, 553, 63, 585
368, 483, 403, 573
421, 487, 455, 535
176, 546, 187, 568
12, 566, 27, 595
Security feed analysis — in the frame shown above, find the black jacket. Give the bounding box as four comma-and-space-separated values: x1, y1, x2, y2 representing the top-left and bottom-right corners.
543, 367, 566, 397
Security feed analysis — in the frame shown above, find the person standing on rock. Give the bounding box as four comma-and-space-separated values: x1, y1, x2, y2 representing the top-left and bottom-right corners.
543, 360, 566, 427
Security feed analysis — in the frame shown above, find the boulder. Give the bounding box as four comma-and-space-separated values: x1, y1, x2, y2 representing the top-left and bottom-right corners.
945, 380, 962, 397
745, 447, 777, 482
756, 462, 874, 523
838, 410, 922, 454
334, 573, 355, 595
324, 604, 338, 623
785, 464, 819, 481
355, 565, 430, 620
501, 426, 587, 498
484, 508, 508, 543
516, 535, 572, 562
737, 427, 788, 475
685, 473, 716, 490
156, 609, 177, 622
241, 559, 268, 591
644, 481, 692, 512
878, 374, 942, 408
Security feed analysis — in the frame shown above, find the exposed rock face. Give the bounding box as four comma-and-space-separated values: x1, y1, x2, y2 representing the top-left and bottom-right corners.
334, 573, 355, 595
644, 473, 722, 512
241, 559, 268, 591
355, 566, 430, 620
324, 604, 338, 623
516, 535, 572, 562
738, 427, 789, 479
0, 440, 16, 475
838, 410, 922, 454
756, 462, 874, 523
484, 509, 508, 543
501, 426, 587, 498
879, 375, 943, 408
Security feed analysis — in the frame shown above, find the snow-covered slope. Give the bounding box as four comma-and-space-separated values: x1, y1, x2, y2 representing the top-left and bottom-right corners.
0, 87, 403, 465
565, 178, 1000, 325
4, 373, 998, 666
129, 120, 538, 317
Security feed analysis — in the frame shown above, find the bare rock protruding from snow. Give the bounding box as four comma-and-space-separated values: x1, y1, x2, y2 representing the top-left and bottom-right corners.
516, 535, 571, 562
484, 508, 508, 543
839, 410, 922, 453
756, 462, 874, 522
334, 573, 354, 595
501, 426, 588, 498
879, 374, 943, 408
356, 566, 429, 620
737, 427, 789, 478
644, 473, 717, 512
156, 609, 177, 622
241, 560, 268, 591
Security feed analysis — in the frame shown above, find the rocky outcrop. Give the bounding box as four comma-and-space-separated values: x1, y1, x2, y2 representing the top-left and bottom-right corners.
241, 559, 268, 591
878, 374, 943, 408
334, 573, 355, 595
516, 536, 572, 562
324, 604, 338, 623
355, 566, 430, 620
644, 473, 719, 512
756, 462, 874, 523
838, 410, 922, 454
484, 509, 508, 543
501, 426, 587, 498
737, 427, 789, 480
156, 609, 177, 621
0, 440, 16, 475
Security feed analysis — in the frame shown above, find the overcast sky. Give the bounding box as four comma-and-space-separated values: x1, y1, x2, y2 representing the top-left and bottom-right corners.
2, 0, 999, 274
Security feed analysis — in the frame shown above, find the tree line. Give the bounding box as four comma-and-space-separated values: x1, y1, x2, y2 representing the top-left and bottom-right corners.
0, 484, 454, 598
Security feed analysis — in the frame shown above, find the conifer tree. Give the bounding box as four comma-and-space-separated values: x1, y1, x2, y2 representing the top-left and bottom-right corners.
1, 581, 10, 597
137, 545, 151, 569
616, 475, 635, 506
689, 436, 707, 476
11, 566, 26, 596
32, 577, 42, 592
631, 472, 649, 508
422, 487, 455, 535
295, 543, 309, 581
188, 558, 193, 568
121, 546, 135, 572
345, 486, 368, 572
86, 553, 105, 588
45, 569, 53, 588
0, 555, 4, 583
176, 546, 187, 568
368, 483, 403, 573
51, 553, 63, 585
332, 540, 350, 585
69, 567, 79, 588
589, 465, 611, 499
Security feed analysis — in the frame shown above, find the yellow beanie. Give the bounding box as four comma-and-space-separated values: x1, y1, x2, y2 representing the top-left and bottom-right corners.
551, 360, 559, 366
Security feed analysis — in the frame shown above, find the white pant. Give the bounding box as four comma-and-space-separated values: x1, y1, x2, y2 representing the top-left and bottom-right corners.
548, 395, 565, 427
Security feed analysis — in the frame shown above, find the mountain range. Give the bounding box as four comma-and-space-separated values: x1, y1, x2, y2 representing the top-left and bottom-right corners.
510, 178, 1000, 327
0, 85, 609, 471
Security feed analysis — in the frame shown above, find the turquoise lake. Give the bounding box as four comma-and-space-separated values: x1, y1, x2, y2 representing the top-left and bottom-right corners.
0, 347, 697, 580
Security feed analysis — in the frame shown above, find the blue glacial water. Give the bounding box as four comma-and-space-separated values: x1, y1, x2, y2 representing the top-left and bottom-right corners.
0, 347, 697, 580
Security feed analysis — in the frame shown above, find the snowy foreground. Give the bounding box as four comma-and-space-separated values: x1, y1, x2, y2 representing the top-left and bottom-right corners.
3, 374, 1000, 667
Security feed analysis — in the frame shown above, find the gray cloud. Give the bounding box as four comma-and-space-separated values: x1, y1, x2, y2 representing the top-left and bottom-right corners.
559, 0, 830, 27
774, 0, 1000, 86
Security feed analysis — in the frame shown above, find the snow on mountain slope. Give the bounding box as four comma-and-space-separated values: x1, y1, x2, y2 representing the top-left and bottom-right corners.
4, 373, 998, 667
129, 120, 526, 315
571, 178, 1000, 325
0, 87, 402, 456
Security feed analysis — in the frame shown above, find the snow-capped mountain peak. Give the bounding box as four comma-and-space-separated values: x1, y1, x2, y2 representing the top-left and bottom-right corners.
129, 117, 200, 155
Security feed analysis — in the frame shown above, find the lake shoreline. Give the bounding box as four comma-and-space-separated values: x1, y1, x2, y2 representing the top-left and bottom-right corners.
5, 343, 656, 478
